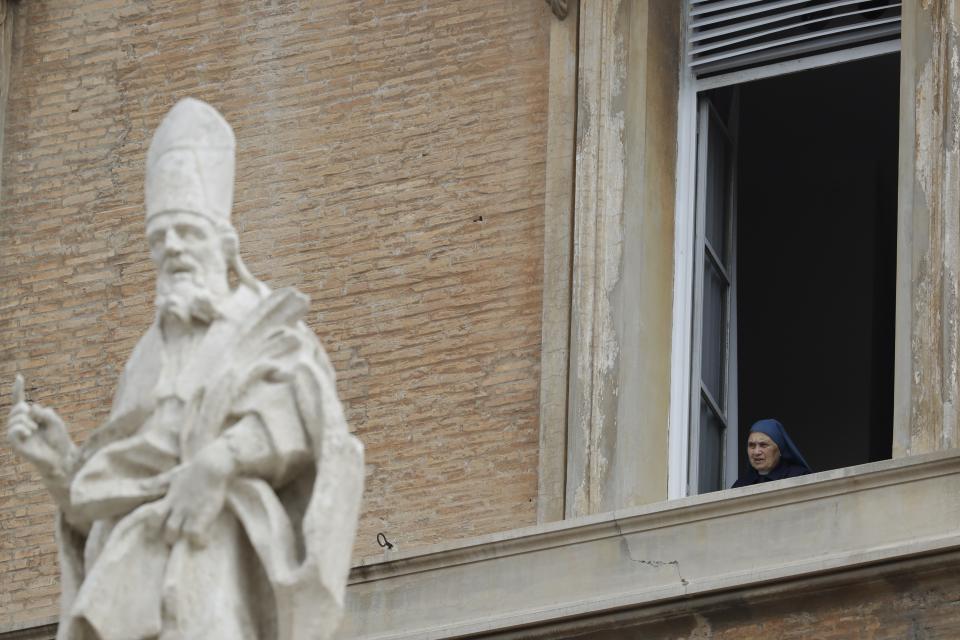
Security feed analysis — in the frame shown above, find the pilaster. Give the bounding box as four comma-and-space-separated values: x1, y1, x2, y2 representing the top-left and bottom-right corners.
566, 1, 680, 517
894, 0, 960, 456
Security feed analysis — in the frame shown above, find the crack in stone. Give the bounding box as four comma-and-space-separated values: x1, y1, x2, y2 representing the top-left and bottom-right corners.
615, 519, 690, 590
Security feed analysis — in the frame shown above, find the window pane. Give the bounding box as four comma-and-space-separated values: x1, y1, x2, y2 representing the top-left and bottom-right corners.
697, 398, 725, 493
705, 119, 730, 263
700, 257, 727, 406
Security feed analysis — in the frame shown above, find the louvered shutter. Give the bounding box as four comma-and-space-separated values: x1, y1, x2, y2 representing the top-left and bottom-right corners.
688, 0, 901, 77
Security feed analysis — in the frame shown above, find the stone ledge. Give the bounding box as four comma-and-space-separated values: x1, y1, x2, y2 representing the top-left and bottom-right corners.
340, 450, 960, 639
0, 621, 57, 640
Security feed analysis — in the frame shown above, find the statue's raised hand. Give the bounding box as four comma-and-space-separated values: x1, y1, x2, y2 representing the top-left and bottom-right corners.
7, 375, 76, 481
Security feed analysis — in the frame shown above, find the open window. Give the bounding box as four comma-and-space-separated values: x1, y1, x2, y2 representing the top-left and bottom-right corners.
688, 88, 740, 494
678, 0, 902, 494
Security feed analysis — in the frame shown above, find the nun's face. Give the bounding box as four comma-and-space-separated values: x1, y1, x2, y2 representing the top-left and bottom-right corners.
747, 432, 781, 474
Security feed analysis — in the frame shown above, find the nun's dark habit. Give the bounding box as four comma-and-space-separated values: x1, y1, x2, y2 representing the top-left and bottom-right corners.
731, 419, 813, 488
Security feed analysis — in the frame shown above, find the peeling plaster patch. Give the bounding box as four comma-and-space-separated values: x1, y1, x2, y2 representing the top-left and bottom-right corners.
597, 21, 627, 374
597, 284, 623, 371
949, 25, 960, 151
593, 445, 609, 507
589, 376, 608, 509
571, 57, 599, 517
941, 20, 960, 449
909, 8, 960, 454
598, 108, 626, 376
576, 89, 592, 151
609, 0, 626, 98
573, 369, 592, 515
916, 59, 936, 207
912, 254, 938, 448
575, 280, 594, 515
943, 221, 959, 449
911, 44, 943, 452
596, 17, 628, 375
572, 481, 589, 516
896, 0, 960, 461
584, 5, 629, 513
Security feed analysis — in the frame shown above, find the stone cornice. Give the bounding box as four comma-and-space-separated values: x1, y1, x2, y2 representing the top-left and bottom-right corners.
350, 449, 960, 584
341, 450, 960, 639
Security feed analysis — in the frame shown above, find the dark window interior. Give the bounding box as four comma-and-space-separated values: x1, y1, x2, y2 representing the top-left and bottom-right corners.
734, 53, 899, 475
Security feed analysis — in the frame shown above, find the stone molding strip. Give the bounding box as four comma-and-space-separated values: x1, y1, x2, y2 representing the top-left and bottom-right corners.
535, 0, 577, 524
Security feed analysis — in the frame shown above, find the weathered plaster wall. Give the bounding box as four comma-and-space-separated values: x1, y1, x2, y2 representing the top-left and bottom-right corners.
895, 0, 960, 456
0, 0, 550, 630
566, 0, 679, 517
611, 0, 679, 510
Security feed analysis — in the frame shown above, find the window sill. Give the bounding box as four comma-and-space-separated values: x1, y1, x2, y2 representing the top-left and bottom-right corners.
342, 450, 960, 639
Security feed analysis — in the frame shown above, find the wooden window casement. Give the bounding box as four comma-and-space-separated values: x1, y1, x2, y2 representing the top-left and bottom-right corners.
673, 0, 903, 495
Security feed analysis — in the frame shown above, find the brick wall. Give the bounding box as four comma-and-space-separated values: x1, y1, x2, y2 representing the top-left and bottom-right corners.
0, 0, 549, 629
570, 561, 960, 640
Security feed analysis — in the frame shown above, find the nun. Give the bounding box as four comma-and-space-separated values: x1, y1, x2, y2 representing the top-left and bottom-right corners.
731, 419, 813, 487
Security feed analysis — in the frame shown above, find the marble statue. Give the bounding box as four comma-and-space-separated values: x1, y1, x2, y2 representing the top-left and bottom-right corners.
6, 98, 364, 640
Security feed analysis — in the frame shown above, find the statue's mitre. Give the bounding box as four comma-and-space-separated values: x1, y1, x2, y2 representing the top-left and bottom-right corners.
145, 98, 236, 224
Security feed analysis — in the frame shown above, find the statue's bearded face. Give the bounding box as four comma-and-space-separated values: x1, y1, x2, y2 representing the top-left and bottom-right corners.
147, 211, 230, 324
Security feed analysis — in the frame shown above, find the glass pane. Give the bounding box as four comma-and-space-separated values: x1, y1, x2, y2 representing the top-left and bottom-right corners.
700, 257, 727, 405
697, 398, 725, 493
705, 116, 730, 264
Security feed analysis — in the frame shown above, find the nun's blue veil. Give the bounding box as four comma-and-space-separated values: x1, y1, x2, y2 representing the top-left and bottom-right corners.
749, 419, 811, 472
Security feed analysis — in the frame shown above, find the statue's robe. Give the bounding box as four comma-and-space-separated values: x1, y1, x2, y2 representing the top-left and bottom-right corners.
55, 285, 364, 640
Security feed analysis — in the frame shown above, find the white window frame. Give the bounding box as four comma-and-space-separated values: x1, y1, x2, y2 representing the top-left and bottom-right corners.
667, 37, 902, 499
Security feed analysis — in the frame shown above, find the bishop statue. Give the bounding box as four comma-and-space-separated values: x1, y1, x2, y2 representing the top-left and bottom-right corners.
6, 98, 364, 640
